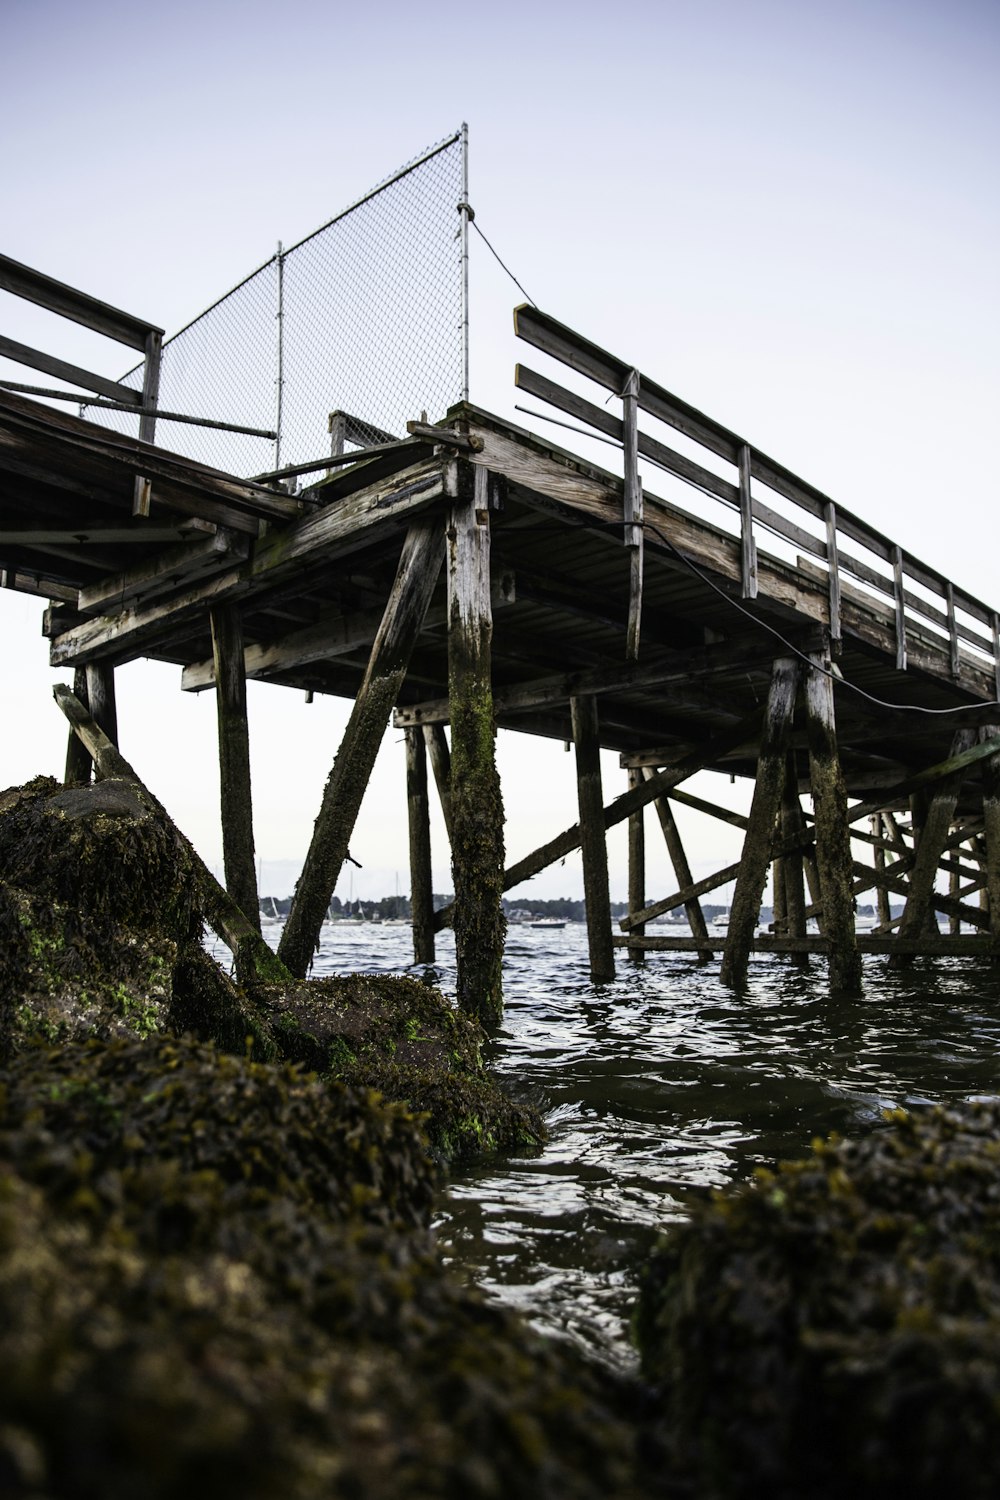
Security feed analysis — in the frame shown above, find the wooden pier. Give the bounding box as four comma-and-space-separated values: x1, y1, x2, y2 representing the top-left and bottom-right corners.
3, 256, 999, 1014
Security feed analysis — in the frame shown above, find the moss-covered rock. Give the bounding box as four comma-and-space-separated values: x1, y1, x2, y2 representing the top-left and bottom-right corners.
0, 1035, 643, 1500
634, 1101, 1000, 1499
0, 778, 275, 1061
259, 974, 545, 1166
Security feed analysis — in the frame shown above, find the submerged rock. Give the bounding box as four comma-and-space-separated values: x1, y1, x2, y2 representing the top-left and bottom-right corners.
634, 1101, 1000, 1499
263, 973, 544, 1165
0, 1035, 643, 1500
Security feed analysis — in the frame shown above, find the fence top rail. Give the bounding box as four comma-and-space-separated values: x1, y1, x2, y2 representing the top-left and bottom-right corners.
513, 304, 997, 629
0, 252, 163, 351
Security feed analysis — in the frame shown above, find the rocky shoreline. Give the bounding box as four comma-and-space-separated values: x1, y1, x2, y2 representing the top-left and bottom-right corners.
2, 774, 999, 1497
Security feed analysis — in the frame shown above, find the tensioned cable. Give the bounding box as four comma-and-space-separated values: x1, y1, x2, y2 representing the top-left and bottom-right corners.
508, 404, 999, 718
639, 517, 1000, 718
466, 212, 538, 307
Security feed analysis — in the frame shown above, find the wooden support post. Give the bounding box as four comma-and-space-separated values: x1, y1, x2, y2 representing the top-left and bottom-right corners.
405, 727, 435, 965
85, 662, 118, 748
978, 729, 1000, 961
873, 814, 892, 926
805, 650, 862, 993
572, 694, 616, 983
627, 768, 646, 964
423, 722, 454, 842
721, 658, 798, 989
448, 466, 506, 1027
278, 517, 445, 978
644, 771, 711, 962
64, 666, 93, 785
53, 684, 290, 987
210, 603, 260, 934
780, 754, 809, 967
889, 730, 976, 967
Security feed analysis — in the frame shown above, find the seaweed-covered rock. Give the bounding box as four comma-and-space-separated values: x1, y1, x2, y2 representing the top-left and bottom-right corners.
634, 1102, 1000, 1499
0, 777, 274, 1060
0, 1035, 643, 1500
261, 973, 545, 1165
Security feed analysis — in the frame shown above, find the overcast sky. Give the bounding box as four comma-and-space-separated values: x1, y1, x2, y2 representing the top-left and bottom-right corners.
3, 0, 998, 904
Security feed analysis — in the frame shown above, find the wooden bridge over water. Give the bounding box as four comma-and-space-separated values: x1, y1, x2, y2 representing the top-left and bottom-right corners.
3, 252, 999, 1020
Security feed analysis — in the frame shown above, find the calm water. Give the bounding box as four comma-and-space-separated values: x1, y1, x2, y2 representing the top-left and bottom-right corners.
221, 919, 1000, 1372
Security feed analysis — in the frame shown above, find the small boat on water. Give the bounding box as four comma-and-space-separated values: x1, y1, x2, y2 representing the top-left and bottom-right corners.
527, 917, 566, 930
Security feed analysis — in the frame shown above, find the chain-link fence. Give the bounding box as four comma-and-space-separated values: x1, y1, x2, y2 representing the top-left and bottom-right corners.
85, 129, 467, 478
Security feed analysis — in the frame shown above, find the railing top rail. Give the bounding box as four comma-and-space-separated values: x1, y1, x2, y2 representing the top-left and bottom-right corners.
0, 252, 163, 351
514, 304, 998, 628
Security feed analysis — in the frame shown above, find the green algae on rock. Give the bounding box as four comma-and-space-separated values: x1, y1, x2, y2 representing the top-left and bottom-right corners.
0, 777, 276, 1061
259, 973, 545, 1166
0, 1035, 643, 1500
634, 1101, 1000, 1500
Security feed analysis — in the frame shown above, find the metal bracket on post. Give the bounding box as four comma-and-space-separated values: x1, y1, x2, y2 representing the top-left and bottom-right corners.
738, 443, 758, 600
622, 368, 643, 661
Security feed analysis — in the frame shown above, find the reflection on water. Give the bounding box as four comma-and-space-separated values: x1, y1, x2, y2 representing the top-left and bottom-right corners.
212, 920, 1000, 1372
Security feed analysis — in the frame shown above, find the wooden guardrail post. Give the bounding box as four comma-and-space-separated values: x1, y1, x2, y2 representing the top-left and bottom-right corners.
738, 444, 758, 600
622, 368, 643, 660
892, 545, 907, 670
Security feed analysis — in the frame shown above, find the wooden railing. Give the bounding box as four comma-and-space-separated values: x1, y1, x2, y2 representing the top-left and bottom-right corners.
514, 305, 1000, 696
0, 253, 164, 515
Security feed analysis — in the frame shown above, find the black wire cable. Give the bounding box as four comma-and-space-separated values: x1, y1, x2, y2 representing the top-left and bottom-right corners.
467, 216, 537, 307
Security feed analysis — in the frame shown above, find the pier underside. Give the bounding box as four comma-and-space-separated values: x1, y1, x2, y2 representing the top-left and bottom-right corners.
3, 305, 999, 1006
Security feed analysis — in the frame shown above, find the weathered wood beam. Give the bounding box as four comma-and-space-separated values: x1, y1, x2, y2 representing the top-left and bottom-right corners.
0, 334, 144, 406
64, 667, 93, 785
0, 389, 300, 520
889, 729, 977, 967
49, 460, 452, 667
423, 723, 454, 843
405, 727, 434, 965
780, 755, 809, 966
621, 860, 743, 932
79, 529, 246, 615
277, 517, 445, 978
394, 633, 774, 729
211, 604, 260, 942
52, 683, 289, 985
627, 769, 646, 964
614, 934, 992, 957
643, 768, 711, 961
0, 252, 161, 349
85, 661, 118, 749
572, 695, 616, 983
448, 465, 506, 1026
806, 651, 863, 993
720, 658, 799, 989
181, 574, 513, 694
982, 729, 1000, 959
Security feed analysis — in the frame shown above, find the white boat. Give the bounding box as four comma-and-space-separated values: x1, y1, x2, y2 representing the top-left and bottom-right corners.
528, 917, 566, 929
